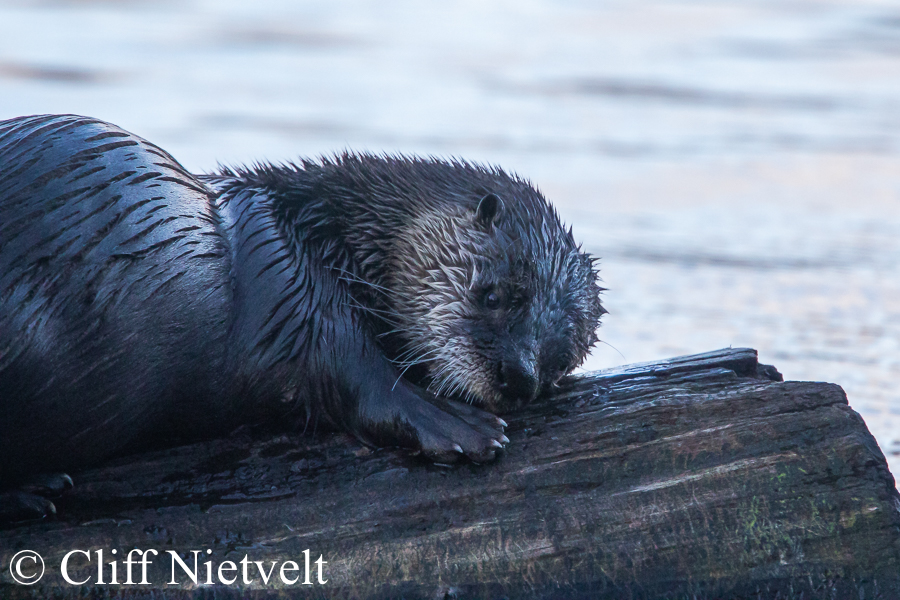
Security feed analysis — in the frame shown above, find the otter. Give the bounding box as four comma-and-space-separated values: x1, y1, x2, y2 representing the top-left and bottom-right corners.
0, 114, 605, 519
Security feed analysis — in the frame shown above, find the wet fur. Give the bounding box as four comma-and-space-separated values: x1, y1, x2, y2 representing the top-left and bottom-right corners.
0, 114, 603, 484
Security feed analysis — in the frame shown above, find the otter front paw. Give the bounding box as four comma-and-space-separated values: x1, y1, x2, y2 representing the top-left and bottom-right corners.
0, 473, 73, 524
0, 491, 57, 524
405, 398, 508, 464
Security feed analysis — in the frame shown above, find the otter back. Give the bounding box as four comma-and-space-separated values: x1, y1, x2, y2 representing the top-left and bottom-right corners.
0, 115, 233, 479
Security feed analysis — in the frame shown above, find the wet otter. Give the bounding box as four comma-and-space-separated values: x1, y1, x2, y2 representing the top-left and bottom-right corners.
0, 114, 604, 517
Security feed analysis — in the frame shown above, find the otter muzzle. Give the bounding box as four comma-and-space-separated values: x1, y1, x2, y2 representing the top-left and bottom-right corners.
498, 357, 540, 406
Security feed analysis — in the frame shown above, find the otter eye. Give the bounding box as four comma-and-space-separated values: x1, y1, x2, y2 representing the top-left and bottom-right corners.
484, 291, 501, 310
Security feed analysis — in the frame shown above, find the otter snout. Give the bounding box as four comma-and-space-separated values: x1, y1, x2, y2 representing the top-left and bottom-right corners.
498, 355, 540, 407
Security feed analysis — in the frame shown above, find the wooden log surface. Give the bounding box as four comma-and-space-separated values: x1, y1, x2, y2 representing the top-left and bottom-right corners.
1, 348, 899, 599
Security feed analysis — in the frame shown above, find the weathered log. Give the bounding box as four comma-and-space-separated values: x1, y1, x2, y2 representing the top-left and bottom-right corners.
1, 348, 898, 599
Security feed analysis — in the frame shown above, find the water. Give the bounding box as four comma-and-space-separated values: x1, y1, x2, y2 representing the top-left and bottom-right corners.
1, 0, 899, 479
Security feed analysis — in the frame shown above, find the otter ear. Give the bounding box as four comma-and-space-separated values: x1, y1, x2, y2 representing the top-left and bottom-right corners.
475, 193, 503, 230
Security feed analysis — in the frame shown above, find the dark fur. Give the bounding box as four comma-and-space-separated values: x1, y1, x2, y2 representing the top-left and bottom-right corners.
0, 114, 604, 485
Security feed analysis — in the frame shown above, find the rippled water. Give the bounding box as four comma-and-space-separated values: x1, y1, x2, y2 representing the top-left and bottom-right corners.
2, 0, 899, 479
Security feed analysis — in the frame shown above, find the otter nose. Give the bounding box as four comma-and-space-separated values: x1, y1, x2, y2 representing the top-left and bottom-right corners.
499, 357, 540, 404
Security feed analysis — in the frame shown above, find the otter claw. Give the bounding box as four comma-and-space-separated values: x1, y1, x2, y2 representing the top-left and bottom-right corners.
498, 418, 509, 428
499, 434, 510, 445
21, 473, 74, 496
0, 492, 57, 523
400, 392, 508, 463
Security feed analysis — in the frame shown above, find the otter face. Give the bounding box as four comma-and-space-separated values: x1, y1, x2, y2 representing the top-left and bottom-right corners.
385, 190, 605, 413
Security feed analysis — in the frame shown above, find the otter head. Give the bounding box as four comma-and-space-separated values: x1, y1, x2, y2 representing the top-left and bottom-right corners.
384, 179, 605, 413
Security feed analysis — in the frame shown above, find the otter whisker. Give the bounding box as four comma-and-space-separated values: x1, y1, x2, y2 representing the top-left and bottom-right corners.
391, 350, 441, 390
391, 353, 442, 371
332, 268, 394, 295
596, 339, 626, 361
392, 341, 441, 364
392, 352, 441, 369
343, 300, 403, 325
375, 326, 419, 338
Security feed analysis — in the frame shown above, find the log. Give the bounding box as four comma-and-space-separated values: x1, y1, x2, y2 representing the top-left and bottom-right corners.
1, 348, 898, 599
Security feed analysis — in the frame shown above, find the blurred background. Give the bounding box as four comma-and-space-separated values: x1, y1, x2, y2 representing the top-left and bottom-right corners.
1, 0, 899, 479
